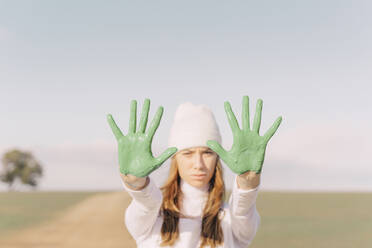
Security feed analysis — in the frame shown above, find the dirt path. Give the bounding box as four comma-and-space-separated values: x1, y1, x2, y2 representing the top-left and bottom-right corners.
0, 192, 136, 248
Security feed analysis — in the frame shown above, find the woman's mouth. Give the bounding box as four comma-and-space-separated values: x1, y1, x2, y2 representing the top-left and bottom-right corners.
191, 174, 206, 180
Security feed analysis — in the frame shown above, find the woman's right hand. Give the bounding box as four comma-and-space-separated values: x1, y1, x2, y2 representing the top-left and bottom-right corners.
107, 98, 178, 179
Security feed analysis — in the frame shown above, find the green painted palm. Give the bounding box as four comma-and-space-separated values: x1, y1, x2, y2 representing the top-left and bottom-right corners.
107, 99, 177, 178
207, 96, 282, 175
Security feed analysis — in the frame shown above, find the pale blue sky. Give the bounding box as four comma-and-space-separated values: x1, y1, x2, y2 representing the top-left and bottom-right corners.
0, 1, 371, 191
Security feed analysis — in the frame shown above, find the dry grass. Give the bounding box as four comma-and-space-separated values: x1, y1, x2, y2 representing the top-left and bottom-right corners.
0, 191, 136, 248
0, 191, 372, 248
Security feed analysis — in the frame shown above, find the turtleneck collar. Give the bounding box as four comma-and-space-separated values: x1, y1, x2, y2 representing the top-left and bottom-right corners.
180, 179, 209, 218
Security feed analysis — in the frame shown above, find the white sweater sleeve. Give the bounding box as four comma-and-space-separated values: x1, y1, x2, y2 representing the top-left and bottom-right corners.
121, 177, 163, 243
228, 174, 261, 247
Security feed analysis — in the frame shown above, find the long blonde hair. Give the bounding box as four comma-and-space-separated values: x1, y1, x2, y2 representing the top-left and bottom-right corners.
159, 156, 225, 247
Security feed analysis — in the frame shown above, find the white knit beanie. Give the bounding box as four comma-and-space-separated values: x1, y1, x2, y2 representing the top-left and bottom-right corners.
168, 102, 222, 157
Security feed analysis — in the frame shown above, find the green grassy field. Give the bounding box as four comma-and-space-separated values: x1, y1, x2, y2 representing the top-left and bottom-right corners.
0, 191, 102, 237
251, 191, 372, 248
0, 191, 371, 247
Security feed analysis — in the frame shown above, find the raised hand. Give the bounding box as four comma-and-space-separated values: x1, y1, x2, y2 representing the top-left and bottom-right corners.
107, 98, 178, 178
206, 96, 282, 175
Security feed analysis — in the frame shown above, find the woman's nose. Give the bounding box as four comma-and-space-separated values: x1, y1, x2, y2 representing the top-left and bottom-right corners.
193, 152, 205, 169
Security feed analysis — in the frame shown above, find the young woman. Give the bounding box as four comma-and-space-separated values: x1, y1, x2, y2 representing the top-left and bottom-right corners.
107, 96, 282, 248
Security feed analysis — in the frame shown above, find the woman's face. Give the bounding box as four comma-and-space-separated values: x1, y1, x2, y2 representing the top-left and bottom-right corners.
175, 146, 218, 189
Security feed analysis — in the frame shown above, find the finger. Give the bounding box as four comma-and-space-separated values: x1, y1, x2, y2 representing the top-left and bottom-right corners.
263, 116, 283, 142
107, 114, 124, 140
154, 147, 178, 167
224, 101, 241, 134
252, 99, 263, 134
206, 140, 228, 162
242, 95, 250, 131
138, 98, 150, 133
128, 100, 137, 134
146, 106, 164, 139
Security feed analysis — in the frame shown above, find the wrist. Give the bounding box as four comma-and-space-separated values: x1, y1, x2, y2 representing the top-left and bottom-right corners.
125, 178, 148, 190
237, 171, 260, 190
121, 174, 149, 190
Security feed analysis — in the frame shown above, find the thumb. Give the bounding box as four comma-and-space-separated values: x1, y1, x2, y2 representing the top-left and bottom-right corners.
206, 140, 227, 161
153, 147, 178, 169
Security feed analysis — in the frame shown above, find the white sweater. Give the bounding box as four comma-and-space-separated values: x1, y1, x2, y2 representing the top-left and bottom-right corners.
121, 175, 260, 248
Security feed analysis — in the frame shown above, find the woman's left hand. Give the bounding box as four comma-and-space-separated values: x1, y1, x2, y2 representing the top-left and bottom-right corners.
206, 95, 282, 175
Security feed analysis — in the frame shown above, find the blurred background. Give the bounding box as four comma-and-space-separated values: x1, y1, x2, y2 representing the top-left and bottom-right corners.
0, 0, 371, 247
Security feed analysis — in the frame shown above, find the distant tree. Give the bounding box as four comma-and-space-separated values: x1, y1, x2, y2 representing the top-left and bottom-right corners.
0, 149, 43, 191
